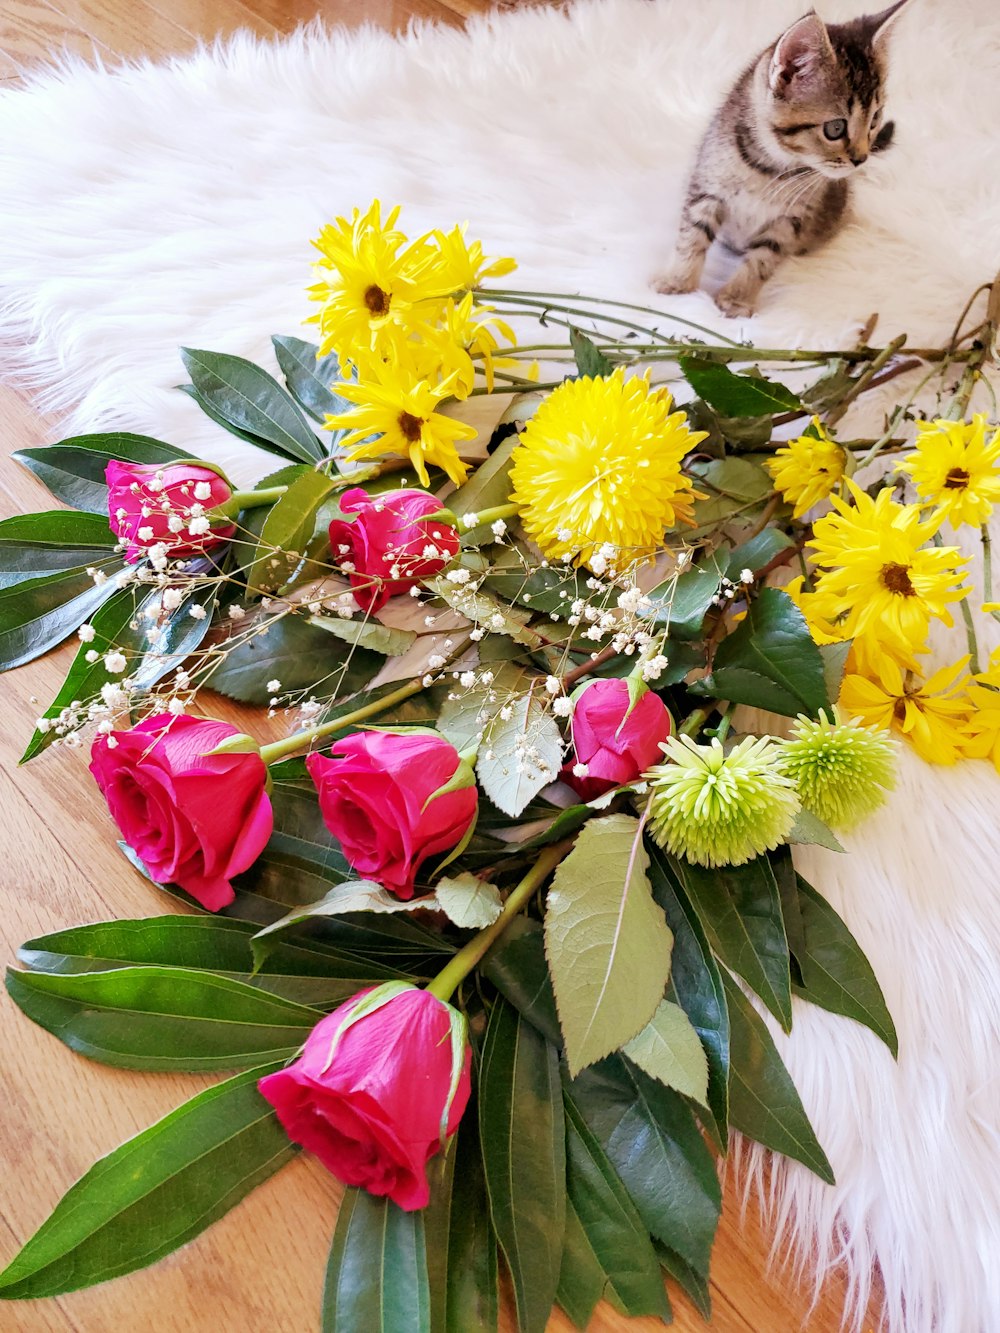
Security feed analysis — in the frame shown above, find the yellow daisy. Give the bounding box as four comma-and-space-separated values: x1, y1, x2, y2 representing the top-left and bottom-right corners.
807, 482, 969, 660
325, 359, 477, 487
424, 223, 517, 293
764, 419, 847, 518
416, 293, 517, 396
839, 651, 974, 765
307, 201, 439, 368
508, 370, 707, 569
897, 415, 1000, 528
960, 650, 1000, 770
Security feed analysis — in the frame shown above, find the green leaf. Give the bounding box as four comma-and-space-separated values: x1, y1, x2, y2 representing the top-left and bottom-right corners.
272, 335, 353, 425
477, 691, 563, 817
793, 874, 897, 1055
5, 965, 318, 1071
434, 874, 502, 929
484, 541, 599, 617
820, 639, 852, 706
323, 1188, 430, 1333
570, 327, 615, 378
688, 457, 773, 531
623, 999, 709, 1107
479, 998, 565, 1333
704, 586, 831, 717
247, 467, 338, 593
206, 611, 382, 705
787, 808, 845, 853
645, 551, 725, 640
679, 356, 802, 415
0, 562, 123, 672
723, 970, 835, 1183
724, 528, 794, 580
673, 854, 792, 1032
0, 509, 117, 588
655, 1243, 711, 1320
22, 579, 217, 762
438, 1110, 499, 1333
562, 1089, 672, 1320
567, 1056, 720, 1275
556, 1200, 607, 1330
17, 914, 402, 1007
482, 916, 562, 1048
768, 845, 807, 969
0, 1065, 295, 1298
646, 843, 729, 1145
545, 814, 673, 1076
14, 432, 190, 514
309, 614, 417, 657
252, 880, 436, 968
181, 347, 325, 464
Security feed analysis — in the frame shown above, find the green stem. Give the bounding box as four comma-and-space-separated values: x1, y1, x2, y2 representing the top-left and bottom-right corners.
258, 676, 429, 765
679, 705, 715, 738
825, 335, 907, 428
983, 524, 993, 606
215, 485, 289, 519
425, 839, 574, 1001
423, 502, 521, 529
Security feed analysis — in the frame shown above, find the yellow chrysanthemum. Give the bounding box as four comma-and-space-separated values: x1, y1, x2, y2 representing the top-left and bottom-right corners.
897, 415, 1000, 528
423, 223, 517, 293
416, 293, 517, 396
807, 481, 969, 659
508, 370, 707, 569
839, 650, 974, 765
960, 650, 1000, 770
764, 419, 847, 518
307, 201, 440, 367
325, 359, 477, 487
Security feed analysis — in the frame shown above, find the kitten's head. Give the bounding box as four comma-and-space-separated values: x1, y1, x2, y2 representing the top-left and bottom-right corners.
761, 1, 910, 178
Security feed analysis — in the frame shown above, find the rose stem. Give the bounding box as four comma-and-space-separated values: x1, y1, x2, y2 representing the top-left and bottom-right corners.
422, 502, 521, 528
425, 838, 576, 1003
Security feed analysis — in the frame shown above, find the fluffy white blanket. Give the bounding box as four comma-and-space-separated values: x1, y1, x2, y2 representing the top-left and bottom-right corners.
1, 2, 999, 1329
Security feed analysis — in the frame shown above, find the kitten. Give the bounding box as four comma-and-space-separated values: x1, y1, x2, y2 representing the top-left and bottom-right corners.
655, 2, 910, 318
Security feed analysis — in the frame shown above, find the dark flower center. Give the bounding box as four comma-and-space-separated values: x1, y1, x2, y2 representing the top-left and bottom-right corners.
892, 696, 907, 723
398, 412, 424, 443
943, 467, 970, 490
881, 562, 915, 596
364, 284, 391, 317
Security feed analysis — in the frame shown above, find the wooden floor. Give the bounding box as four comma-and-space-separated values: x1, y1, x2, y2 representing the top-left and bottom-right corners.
0, 2, 882, 1330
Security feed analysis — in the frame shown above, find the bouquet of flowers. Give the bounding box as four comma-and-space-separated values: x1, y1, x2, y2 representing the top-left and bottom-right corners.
1, 200, 997, 1331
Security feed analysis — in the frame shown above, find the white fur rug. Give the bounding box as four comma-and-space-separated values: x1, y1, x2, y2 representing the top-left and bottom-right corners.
2, 2, 1000, 1330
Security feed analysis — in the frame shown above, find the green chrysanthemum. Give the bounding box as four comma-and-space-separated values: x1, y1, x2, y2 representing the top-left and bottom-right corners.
647, 734, 800, 868
778, 710, 896, 830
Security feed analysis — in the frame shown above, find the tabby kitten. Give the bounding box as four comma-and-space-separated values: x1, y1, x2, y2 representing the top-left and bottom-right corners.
655, 2, 911, 317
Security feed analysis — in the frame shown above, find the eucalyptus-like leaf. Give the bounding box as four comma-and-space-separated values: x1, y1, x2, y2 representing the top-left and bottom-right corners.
272, 335, 354, 425
477, 691, 563, 817
623, 999, 709, 1107
0, 1065, 295, 1299
545, 814, 673, 1076
309, 613, 417, 657
723, 970, 835, 1183
14, 432, 190, 514
434, 874, 502, 930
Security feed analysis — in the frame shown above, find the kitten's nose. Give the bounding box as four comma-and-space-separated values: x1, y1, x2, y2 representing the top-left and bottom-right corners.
849, 151, 869, 167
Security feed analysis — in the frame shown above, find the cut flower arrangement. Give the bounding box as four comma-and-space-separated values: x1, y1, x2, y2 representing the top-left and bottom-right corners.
2, 201, 998, 1331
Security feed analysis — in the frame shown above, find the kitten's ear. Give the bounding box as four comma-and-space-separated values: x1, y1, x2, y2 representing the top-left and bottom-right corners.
865, 0, 912, 47
768, 11, 836, 97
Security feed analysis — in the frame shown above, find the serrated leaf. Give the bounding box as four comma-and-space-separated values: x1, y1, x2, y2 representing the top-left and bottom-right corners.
793, 874, 897, 1055
0, 1065, 294, 1298
679, 356, 802, 415
181, 347, 325, 464
272, 335, 353, 425
434, 874, 502, 929
322, 1188, 430, 1333
724, 528, 793, 580
246, 467, 338, 593
570, 327, 615, 378
820, 638, 852, 705
673, 854, 792, 1032
546, 814, 673, 1076
655, 1242, 711, 1320
13, 433, 189, 515
688, 457, 773, 531
722, 970, 835, 1183
645, 552, 725, 640
623, 999, 709, 1106
5, 964, 318, 1071
787, 808, 845, 853
704, 586, 831, 717
477, 691, 563, 817
479, 998, 565, 1333
309, 614, 416, 657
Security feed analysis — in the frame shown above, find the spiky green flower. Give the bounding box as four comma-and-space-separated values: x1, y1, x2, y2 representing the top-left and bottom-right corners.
647, 735, 800, 868
778, 710, 896, 830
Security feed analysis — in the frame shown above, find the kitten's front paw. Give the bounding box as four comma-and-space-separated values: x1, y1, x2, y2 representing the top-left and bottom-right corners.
653, 267, 698, 296
714, 282, 758, 319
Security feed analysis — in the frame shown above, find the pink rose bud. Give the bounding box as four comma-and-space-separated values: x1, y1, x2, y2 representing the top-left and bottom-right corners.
327, 487, 459, 613
106, 460, 236, 563
306, 729, 477, 900
89, 714, 273, 911
259, 983, 472, 1211
561, 677, 673, 801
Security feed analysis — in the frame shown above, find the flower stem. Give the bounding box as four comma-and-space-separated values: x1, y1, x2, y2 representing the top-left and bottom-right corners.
983, 524, 993, 605
425, 838, 575, 1002
215, 485, 289, 519
679, 705, 716, 738
423, 501, 521, 529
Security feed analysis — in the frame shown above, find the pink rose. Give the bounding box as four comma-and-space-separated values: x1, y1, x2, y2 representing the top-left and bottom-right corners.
259, 983, 471, 1211
562, 677, 673, 801
306, 730, 477, 899
327, 487, 459, 613
89, 713, 273, 911
106, 460, 236, 563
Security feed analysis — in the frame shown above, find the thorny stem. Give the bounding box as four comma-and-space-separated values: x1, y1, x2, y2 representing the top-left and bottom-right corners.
425, 839, 575, 1002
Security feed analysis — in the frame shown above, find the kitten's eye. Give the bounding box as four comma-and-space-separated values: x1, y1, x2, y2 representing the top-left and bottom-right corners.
823, 118, 848, 141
